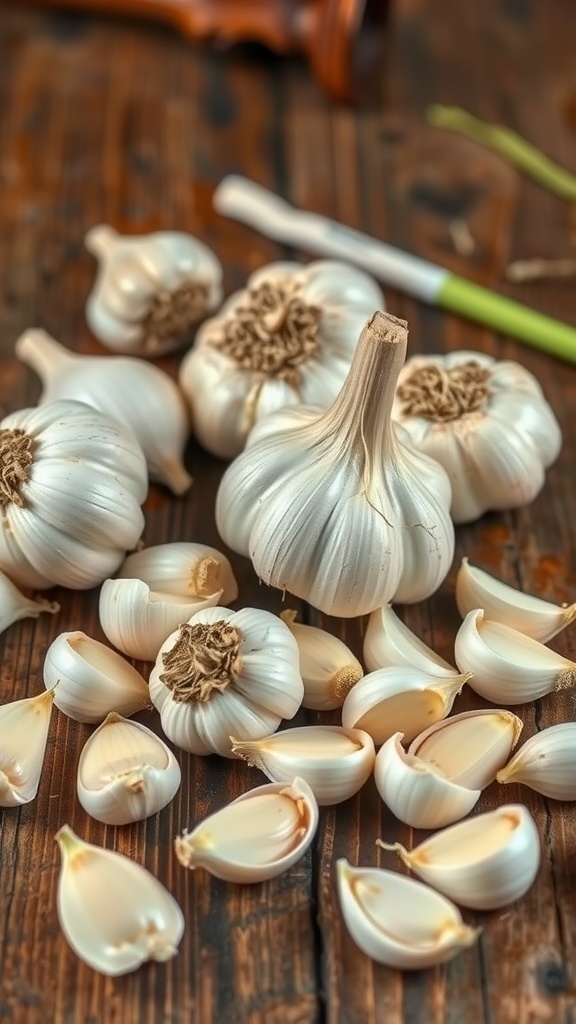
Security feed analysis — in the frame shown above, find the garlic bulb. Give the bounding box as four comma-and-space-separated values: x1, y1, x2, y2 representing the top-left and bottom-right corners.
44, 631, 150, 723
341, 666, 467, 746
85, 224, 222, 356
56, 824, 184, 975
364, 604, 457, 675
99, 577, 223, 662
0, 400, 147, 590
408, 708, 523, 790
174, 777, 318, 883
455, 608, 576, 704
456, 557, 576, 643
280, 610, 363, 710
149, 606, 303, 757
392, 350, 562, 523
0, 568, 59, 634
336, 860, 479, 969
179, 259, 384, 459
0, 689, 54, 806
16, 329, 191, 495
231, 726, 375, 806
380, 804, 540, 910
216, 312, 454, 617
77, 713, 181, 825
497, 723, 576, 799
117, 541, 238, 604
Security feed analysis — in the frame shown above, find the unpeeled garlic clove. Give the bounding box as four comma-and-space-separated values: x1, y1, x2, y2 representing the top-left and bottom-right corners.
0, 689, 54, 806
280, 610, 363, 710
340, 666, 468, 746
231, 726, 375, 806
454, 608, 576, 705
336, 860, 479, 969
408, 708, 523, 791
0, 569, 60, 634
174, 777, 318, 883
77, 713, 181, 825
497, 723, 576, 800
379, 803, 540, 910
55, 824, 184, 976
43, 630, 150, 723
373, 732, 480, 829
456, 557, 576, 643
117, 542, 238, 604
98, 577, 223, 661
363, 604, 457, 675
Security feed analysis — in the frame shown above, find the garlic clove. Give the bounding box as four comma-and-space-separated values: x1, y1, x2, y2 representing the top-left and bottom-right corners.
0, 689, 54, 806
117, 542, 238, 604
379, 803, 540, 910
77, 713, 181, 825
363, 604, 457, 675
336, 860, 479, 969
373, 733, 480, 829
0, 568, 60, 634
56, 824, 184, 975
408, 708, 523, 791
454, 608, 576, 704
456, 557, 576, 643
280, 610, 363, 710
98, 577, 223, 661
341, 666, 468, 746
497, 723, 576, 800
231, 726, 375, 806
43, 630, 150, 723
174, 777, 319, 883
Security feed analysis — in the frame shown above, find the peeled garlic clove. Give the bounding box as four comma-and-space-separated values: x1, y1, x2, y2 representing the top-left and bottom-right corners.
364, 604, 457, 675
56, 824, 184, 975
77, 713, 181, 825
0, 689, 54, 806
117, 542, 238, 604
374, 732, 480, 829
0, 569, 60, 634
231, 726, 375, 806
497, 723, 576, 799
408, 708, 523, 791
174, 777, 318, 883
98, 577, 223, 661
336, 860, 479, 969
379, 803, 540, 910
43, 630, 149, 723
455, 608, 576, 705
456, 557, 576, 643
341, 666, 468, 746
280, 611, 363, 710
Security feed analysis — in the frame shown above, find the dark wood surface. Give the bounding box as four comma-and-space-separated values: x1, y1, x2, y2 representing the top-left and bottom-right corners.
1, 3, 576, 1022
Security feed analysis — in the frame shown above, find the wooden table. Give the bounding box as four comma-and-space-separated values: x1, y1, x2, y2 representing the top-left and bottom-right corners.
1, 3, 576, 1022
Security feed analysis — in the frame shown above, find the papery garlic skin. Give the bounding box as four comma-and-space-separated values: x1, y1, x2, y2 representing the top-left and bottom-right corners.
99, 577, 223, 662
0, 568, 59, 634
174, 777, 318, 883
232, 726, 375, 806
85, 224, 222, 356
455, 608, 576, 705
117, 542, 238, 605
364, 604, 457, 675
392, 351, 562, 523
408, 708, 523, 791
336, 860, 479, 969
56, 825, 184, 976
497, 723, 576, 800
44, 631, 150, 724
180, 259, 384, 459
16, 329, 192, 495
0, 400, 147, 590
149, 606, 303, 757
380, 804, 540, 910
216, 312, 454, 617
0, 689, 54, 806
456, 557, 576, 643
77, 713, 181, 825
280, 611, 363, 710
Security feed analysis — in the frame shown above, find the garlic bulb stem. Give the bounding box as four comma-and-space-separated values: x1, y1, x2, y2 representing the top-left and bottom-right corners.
85, 224, 117, 258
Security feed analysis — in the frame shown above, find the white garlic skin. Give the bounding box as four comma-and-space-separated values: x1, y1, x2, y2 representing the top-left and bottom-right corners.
497, 723, 576, 800
0, 568, 60, 634
363, 603, 457, 675
56, 824, 184, 976
281, 611, 363, 710
117, 541, 238, 604
0, 689, 54, 807
408, 708, 523, 791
